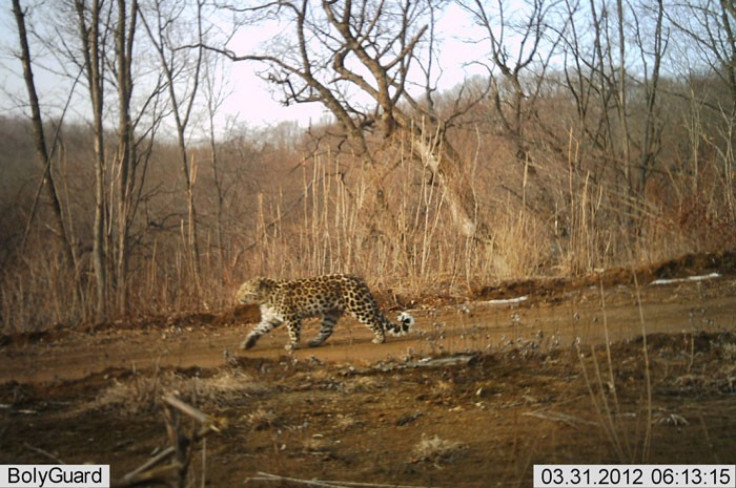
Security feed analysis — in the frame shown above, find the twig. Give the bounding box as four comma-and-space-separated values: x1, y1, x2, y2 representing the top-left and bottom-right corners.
113, 446, 176, 485
163, 394, 223, 432
23, 442, 66, 464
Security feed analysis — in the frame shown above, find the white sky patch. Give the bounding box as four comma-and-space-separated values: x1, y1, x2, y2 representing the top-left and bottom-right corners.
0, 2, 497, 132
217, 2, 489, 129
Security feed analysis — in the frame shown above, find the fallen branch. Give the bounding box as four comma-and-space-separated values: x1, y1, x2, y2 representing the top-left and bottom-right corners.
246, 471, 438, 488
522, 409, 598, 427
163, 395, 216, 428
111, 395, 223, 488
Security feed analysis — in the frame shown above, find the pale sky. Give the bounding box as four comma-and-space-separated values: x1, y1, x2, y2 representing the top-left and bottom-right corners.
0, 3, 484, 135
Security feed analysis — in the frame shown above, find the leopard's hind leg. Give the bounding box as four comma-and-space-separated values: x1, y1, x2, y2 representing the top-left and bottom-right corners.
347, 304, 386, 344
308, 310, 341, 347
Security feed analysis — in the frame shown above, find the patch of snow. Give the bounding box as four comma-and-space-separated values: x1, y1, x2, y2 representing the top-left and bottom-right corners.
650, 272, 721, 286
484, 296, 529, 306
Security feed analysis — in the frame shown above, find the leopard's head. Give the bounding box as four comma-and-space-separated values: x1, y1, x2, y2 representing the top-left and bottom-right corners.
235, 277, 277, 304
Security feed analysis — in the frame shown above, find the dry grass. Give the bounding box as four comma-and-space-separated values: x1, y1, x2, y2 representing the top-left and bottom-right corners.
88, 370, 268, 417
2, 100, 734, 335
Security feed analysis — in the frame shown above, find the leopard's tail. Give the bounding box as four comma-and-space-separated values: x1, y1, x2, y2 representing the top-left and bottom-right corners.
385, 311, 414, 336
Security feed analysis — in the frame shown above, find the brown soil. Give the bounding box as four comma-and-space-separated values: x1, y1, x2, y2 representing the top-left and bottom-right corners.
1, 253, 736, 487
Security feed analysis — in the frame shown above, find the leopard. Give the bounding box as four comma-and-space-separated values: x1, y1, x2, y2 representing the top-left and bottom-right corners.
235, 274, 414, 351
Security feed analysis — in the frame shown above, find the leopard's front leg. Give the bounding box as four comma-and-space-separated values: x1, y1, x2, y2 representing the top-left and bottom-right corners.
241, 318, 282, 350
284, 320, 302, 351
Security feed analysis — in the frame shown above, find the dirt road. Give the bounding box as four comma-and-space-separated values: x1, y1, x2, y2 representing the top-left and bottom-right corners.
2, 273, 733, 384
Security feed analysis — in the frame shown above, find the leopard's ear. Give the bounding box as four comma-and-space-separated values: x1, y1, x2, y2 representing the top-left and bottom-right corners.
255, 277, 276, 290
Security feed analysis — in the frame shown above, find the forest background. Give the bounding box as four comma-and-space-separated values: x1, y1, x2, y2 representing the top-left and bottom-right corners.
1, 0, 735, 333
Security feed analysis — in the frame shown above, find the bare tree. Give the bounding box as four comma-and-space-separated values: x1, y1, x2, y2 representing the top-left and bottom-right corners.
201, 48, 231, 278
558, 0, 669, 183
113, 0, 139, 315
74, 0, 109, 321
210, 0, 483, 238
459, 0, 564, 160
667, 0, 736, 219
613, 0, 631, 199
558, 0, 607, 163
631, 0, 667, 194
667, 0, 736, 111
141, 0, 206, 283
11, 0, 76, 266
34, 0, 165, 319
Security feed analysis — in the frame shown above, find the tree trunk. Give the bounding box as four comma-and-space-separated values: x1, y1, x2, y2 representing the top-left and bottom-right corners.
76, 0, 108, 322
12, 0, 75, 264
114, 0, 138, 317
405, 123, 478, 238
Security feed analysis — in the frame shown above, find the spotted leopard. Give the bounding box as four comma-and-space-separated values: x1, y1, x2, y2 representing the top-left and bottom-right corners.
236, 274, 414, 351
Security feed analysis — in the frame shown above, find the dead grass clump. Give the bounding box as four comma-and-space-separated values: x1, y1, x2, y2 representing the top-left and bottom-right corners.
412, 434, 466, 466
718, 342, 736, 361
302, 434, 330, 454
334, 413, 359, 430
245, 408, 280, 430
92, 370, 268, 416
341, 375, 382, 394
